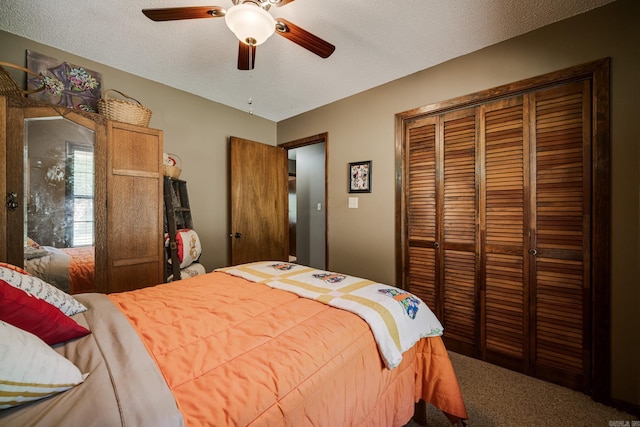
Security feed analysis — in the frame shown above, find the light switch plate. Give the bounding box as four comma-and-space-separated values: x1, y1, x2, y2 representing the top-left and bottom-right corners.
348, 197, 358, 208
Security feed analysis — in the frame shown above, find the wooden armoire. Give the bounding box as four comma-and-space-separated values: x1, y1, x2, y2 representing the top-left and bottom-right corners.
395, 59, 610, 401
0, 95, 164, 293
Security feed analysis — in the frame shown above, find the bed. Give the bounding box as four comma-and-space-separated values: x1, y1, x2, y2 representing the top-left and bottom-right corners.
0, 261, 468, 426
24, 244, 95, 294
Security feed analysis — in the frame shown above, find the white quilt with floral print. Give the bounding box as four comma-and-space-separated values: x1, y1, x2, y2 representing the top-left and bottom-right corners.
216, 261, 443, 369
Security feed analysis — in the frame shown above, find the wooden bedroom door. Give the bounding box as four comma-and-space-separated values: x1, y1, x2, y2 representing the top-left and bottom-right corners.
230, 137, 288, 265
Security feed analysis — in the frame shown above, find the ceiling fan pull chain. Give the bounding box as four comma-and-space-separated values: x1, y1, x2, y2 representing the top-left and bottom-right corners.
247, 39, 255, 114
248, 40, 255, 71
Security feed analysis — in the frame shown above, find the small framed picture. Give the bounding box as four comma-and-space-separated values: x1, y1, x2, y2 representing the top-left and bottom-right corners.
348, 160, 372, 193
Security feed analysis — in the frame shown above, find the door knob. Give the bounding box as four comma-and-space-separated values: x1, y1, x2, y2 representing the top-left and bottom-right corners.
231, 232, 242, 239
529, 248, 537, 256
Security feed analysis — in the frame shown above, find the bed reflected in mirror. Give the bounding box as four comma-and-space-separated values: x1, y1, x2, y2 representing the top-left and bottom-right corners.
23, 116, 96, 294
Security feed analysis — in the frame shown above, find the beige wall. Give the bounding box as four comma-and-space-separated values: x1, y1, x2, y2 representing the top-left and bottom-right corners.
0, 30, 277, 270
1, 0, 637, 407
278, 0, 639, 407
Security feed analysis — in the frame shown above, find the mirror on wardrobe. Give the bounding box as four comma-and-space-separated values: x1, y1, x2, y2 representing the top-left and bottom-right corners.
22, 116, 96, 294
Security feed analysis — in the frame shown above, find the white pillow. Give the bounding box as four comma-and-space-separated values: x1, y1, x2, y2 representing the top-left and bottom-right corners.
0, 321, 88, 410
0, 263, 86, 316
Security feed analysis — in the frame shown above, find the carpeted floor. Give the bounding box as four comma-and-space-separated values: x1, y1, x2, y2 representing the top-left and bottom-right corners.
405, 352, 638, 426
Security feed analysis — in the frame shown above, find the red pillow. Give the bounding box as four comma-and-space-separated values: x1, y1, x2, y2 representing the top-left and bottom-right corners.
0, 280, 90, 345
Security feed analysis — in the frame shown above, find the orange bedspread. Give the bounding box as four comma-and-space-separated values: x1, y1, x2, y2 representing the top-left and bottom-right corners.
63, 246, 95, 294
108, 271, 467, 426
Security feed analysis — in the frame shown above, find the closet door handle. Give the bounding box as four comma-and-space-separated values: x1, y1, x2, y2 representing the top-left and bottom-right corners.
5, 192, 18, 211
529, 248, 537, 256
433, 242, 440, 249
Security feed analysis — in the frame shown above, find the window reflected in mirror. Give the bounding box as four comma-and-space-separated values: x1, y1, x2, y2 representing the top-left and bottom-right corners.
67, 145, 94, 246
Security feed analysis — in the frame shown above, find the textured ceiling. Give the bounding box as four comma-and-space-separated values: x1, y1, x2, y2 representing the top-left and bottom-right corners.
0, 0, 614, 121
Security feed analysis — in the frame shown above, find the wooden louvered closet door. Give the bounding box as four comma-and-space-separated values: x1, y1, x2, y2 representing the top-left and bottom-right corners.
401, 74, 597, 393
530, 81, 591, 390
481, 95, 529, 372
440, 109, 479, 355
406, 109, 479, 357
407, 116, 438, 312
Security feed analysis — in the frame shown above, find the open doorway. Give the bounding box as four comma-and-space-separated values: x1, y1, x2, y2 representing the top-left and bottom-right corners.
280, 133, 327, 270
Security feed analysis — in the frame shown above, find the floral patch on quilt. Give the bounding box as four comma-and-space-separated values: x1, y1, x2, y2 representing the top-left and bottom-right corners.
378, 288, 420, 319
312, 273, 346, 283
270, 263, 295, 271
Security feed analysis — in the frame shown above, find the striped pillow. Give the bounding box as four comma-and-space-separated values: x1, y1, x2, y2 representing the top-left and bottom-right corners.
0, 321, 88, 409
0, 263, 87, 316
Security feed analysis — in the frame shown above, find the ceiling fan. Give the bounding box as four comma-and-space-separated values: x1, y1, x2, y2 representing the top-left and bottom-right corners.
142, 0, 335, 70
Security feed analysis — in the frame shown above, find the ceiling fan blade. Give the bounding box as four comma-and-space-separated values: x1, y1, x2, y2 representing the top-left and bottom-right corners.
237, 42, 257, 70
274, 19, 335, 59
272, 0, 296, 6
142, 6, 225, 22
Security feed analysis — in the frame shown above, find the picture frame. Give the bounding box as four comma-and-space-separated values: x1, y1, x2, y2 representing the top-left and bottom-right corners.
348, 160, 372, 193
26, 50, 103, 113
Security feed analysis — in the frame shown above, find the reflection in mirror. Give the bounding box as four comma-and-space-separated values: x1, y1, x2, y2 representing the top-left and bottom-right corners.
23, 117, 96, 294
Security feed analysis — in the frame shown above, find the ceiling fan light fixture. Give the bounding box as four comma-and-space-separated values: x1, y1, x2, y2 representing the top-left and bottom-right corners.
225, 3, 275, 46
